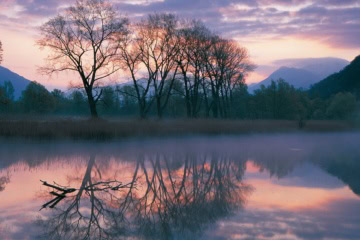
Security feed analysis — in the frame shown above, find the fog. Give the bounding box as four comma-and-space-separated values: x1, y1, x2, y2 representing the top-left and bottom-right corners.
0, 132, 359, 171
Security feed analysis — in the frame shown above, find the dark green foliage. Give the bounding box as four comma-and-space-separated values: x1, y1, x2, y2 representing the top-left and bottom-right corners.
310, 55, 360, 98
308, 98, 327, 120
229, 84, 249, 118
249, 79, 308, 120
99, 87, 118, 115
326, 92, 357, 119
1, 81, 14, 101
51, 89, 68, 114
117, 85, 140, 116
20, 82, 55, 113
0, 81, 14, 103
165, 79, 186, 117
70, 90, 88, 115
0, 81, 14, 112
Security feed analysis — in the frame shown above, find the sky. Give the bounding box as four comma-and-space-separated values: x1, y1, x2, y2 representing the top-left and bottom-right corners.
0, 0, 359, 90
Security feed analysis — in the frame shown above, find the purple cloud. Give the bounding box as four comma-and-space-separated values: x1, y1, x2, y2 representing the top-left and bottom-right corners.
0, 0, 359, 48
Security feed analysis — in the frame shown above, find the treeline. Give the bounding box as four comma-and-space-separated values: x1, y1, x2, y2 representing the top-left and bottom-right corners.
0, 81, 89, 115
0, 79, 357, 120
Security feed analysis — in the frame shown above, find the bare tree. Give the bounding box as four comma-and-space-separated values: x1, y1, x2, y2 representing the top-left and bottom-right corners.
117, 25, 155, 119
144, 14, 180, 119
176, 21, 212, 118
220, 40, 255, 117
175, 21, 255, 119
121, 14, 180, 119
203, 37, 255, 118
38, 0, 129, 118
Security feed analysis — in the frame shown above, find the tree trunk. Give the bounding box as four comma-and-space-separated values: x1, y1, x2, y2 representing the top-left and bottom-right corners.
212, 89, 219, 118
138, 99, 146, 119
86, 89, 98, 118
212, 99, 219, 118
139, 106, 146, 119
156, 96, 163, 119
185, 86, 192, 118
88, 98, 98, 118
202, 82, 210, 118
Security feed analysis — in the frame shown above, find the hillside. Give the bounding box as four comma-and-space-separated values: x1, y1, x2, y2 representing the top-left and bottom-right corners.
0, 66, 31, 98
249, 57, 349, 92
274, 57, 349, 80
249, 67, 319, 92
309, 55, 360, 98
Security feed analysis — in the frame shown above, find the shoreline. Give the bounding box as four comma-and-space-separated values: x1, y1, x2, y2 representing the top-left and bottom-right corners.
0, 118, 357, 141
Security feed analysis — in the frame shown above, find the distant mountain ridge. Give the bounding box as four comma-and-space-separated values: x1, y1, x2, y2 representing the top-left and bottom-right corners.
273, 57, 350, 80
249, 57, 350, 92
0, 66, 31, 98
309, 55, 360, 98
250, 67, 319, 91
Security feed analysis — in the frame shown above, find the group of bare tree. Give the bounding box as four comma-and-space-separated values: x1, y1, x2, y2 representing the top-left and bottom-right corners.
39, 0, 255, 118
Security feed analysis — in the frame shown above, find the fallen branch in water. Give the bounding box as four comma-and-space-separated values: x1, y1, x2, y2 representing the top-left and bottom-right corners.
40, 179, 137, 210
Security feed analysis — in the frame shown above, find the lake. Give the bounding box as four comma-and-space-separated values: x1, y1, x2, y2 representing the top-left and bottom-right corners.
0, 133, 359, 240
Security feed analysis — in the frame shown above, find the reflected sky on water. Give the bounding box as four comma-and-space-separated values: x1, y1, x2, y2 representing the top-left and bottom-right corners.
0, 133, 359, 240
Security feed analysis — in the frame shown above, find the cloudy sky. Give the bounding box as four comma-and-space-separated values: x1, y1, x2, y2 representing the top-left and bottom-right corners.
0, 0, 359, 89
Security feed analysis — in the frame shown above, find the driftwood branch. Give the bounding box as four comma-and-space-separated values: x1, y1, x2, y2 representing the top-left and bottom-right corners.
40, 179, 136, 210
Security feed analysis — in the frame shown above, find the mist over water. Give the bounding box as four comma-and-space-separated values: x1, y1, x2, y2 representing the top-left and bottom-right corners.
0, 133, 360, 239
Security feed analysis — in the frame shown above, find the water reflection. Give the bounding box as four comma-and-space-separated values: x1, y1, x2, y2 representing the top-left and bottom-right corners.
0, 172, 10, 192
39, 155, 137, 240
312, 152, 360, 196
39, 153, 251, 240
0, 133, 360, 239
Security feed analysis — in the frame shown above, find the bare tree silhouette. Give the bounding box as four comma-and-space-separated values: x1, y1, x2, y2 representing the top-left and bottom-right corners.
38, 0, 129, 118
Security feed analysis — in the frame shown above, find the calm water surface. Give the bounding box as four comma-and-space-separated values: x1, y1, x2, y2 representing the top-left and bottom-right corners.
0, 133, 360, 240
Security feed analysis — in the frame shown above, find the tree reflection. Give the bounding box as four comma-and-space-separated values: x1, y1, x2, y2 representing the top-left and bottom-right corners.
312, 154, 360, 196
0, 172, 10, 192
39, 155, 137, 240
39, 153, 252, 240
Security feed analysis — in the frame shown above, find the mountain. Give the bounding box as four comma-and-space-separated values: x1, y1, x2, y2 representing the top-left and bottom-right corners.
0, 66, 31, 98
249, 57, 350, 92
309, 55, 360, 98
249, 67, 319, 92
273, 57, 350, 80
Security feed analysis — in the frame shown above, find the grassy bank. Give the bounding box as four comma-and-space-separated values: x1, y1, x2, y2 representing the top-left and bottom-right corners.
0, 118, 357, 140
